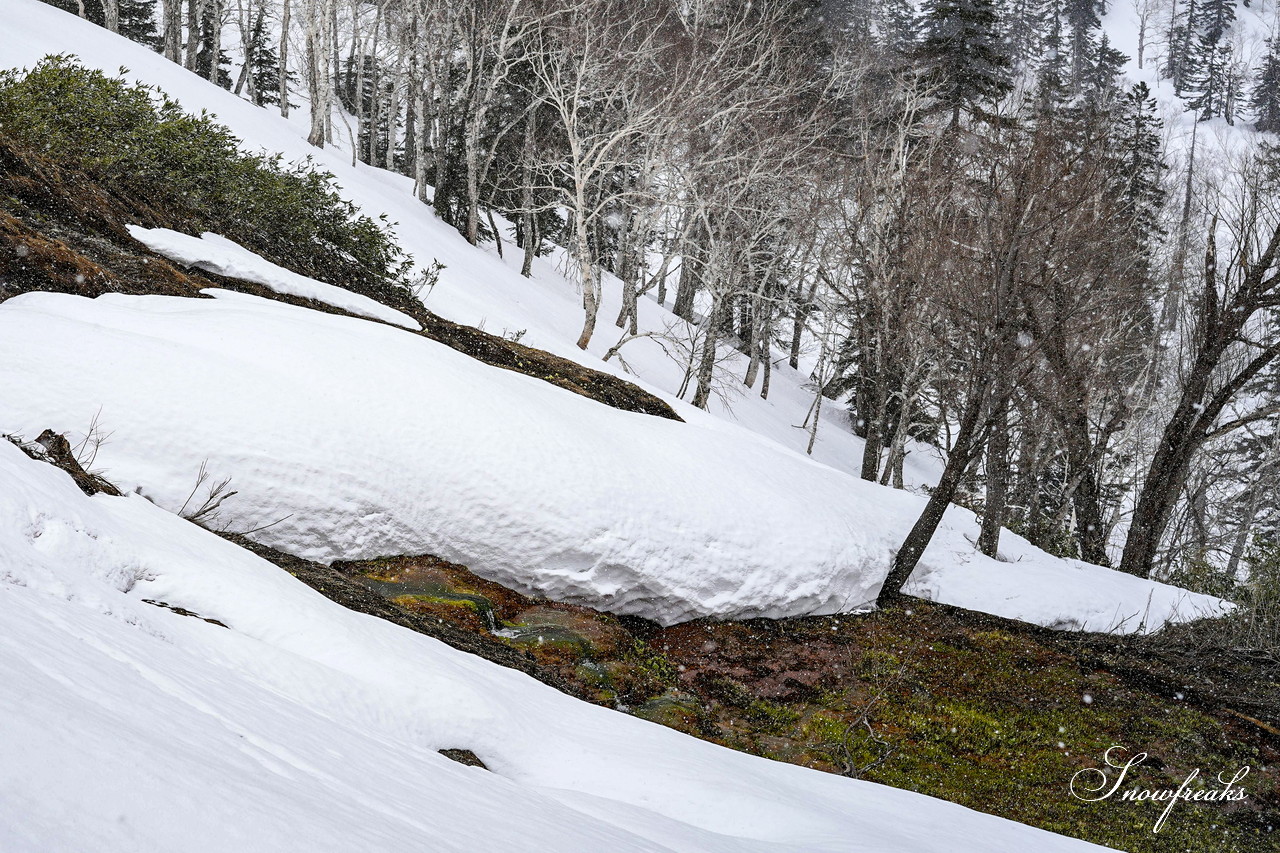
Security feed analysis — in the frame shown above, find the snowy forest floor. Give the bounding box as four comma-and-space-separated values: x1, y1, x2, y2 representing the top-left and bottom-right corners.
235, 533, 1279, 853
1, 51, 1273, 852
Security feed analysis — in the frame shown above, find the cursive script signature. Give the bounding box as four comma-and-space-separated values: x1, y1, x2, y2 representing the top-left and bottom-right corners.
1069, 745, 1249, 833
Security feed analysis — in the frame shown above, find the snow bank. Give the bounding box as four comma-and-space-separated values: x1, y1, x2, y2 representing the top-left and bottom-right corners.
0, 440, 1111, 852
0, 291, 1229, 631
125, 225, 421, 330
1, 0, 932, 487
0, 0, 1231, 633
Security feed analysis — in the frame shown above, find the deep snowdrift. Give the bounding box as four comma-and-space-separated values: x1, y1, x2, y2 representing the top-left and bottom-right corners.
0, 289, 1228, 630
0, 440, 1111, 852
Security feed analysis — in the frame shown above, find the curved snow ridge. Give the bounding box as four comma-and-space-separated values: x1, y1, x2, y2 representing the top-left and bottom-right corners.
0, 439, 1114, 852
0, 290, 892, 626
125, 225, 422, 331
0, 290, 1230, 631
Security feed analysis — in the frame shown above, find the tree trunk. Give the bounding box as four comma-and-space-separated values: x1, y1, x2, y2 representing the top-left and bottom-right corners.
518, 112, 535, 278
1118, 418, 1203, 577
304, 2, 328, 149
856, 342, 883, 482
789, 278, 817, 370
1225, 424, 1280, 580
673, 216, 703, 322
185, 0, 200, 71
162, 0, 182, 62
487, 208, 503, 259
760, 343, 772, 399
1061, 411, 1110, 565
103, 0, 119, 33
616, 276, 638, 333
878, 397, 986, 607
691, 297, 724, 409
207, 0, 223, 85
279, 0, 291, 116
464, 140, 480, 244
573, 205, 599, 350
521, 214, 537, 278
978, 397, 1010, 557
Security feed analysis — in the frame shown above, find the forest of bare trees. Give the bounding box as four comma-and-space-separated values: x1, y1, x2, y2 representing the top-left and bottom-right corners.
51, 0, 1280, 606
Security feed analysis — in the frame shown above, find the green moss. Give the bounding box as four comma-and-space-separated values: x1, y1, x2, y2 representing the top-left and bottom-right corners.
743, 698, 800, 732
855, 648, 902, 679
625, 638, 678, 688
691, 620, 1274, 853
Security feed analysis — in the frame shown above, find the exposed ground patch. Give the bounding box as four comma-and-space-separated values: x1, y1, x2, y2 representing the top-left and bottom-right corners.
326, 552, 1279, 853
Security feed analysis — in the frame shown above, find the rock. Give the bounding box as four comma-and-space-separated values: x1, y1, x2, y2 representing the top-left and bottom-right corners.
438, 749, 488, 770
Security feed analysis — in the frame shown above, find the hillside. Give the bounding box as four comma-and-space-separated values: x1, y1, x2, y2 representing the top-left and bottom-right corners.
0, 2, 1275, 852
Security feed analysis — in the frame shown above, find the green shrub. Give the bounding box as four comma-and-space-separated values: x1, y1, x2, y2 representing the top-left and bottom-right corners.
0, 56, 411, 297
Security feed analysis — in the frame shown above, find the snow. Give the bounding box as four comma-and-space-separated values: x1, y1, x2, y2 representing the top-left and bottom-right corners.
0, 3, 1239, 849
124, 225, 422, 330
0, 0, 1234, 633
0, 0, 933, 487
0, 439, 1114, 853
0, 289, 1230, 632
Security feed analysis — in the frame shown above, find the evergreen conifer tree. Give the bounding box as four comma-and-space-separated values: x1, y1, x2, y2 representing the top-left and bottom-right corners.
240, 7, 289, 107
913, 0, 1013, 126
1001, 0, 1045, 65
1062, 0, 1103, 91
195, 13, 233, 91
1250, 38, 1280, 132
1115, 82, 1166, 255
880, 0, 919, 56
1032, 1, 1069, 114
1079, 32, 1127, 110
1164, 0, 1200, 95
1184, 0, 1237, 120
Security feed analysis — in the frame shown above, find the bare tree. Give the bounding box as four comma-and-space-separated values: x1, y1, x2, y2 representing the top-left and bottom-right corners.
526, 0, 680, 350
301, 0, 335, 147
1119, 153, 1280, 578
878, 119, 1133, 605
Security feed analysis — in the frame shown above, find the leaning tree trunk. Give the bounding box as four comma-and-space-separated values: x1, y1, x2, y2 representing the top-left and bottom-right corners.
877, 396, 986, 607
1117, 413, 1205, 577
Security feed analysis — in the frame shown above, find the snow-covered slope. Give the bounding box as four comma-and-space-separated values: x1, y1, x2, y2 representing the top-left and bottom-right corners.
1, 0, 917, 485
0, 288, 1228, 631
1105, 0, 1272, 163
0, 439, 1112, 853
0, 0, 1231, 632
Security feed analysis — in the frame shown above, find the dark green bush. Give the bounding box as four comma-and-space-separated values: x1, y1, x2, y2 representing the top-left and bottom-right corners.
0, 56, 411, 297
